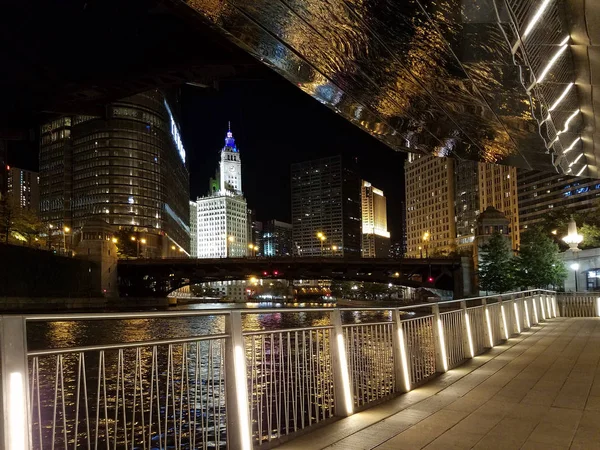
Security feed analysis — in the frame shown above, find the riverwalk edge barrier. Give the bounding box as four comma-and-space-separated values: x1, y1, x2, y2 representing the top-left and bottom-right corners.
3, 289, 589, 449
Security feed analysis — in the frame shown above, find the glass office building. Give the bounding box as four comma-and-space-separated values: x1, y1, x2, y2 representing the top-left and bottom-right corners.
39, 90, 190, 256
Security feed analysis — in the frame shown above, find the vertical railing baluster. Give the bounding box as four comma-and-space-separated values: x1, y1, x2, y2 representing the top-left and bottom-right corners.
0, 316, 31, 450
392, 309, 411, 393
329, 310, 353, 417
431, 304, 448, 373
224, 311, 252, 450
461, 301, 474, 358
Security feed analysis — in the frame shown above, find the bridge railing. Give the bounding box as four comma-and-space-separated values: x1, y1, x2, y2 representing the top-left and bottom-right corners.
0, 289, 557, 449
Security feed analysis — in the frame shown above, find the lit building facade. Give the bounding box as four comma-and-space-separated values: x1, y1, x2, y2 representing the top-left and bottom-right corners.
291, 155, 361, 257
190, 200, 198, 257
405, 154, 456, 257
406, 153, 519, 258
361, 180, 390, 257
478, 163, 519, 250
455, 160, 519, 252
192, 126, 248, 258
262, 220, 293, 257
7, 167, 39, 212
39, 90, 190, 256
518, 169, 600, 231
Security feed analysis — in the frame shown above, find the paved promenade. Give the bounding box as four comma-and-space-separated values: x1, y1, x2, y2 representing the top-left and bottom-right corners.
278, 318, 600, 450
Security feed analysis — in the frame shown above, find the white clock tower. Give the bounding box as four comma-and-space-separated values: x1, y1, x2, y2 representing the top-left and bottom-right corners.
219, 124, 243, 195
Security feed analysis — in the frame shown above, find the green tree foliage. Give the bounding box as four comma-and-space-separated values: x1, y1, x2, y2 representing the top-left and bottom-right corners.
478, 232, 515, 293
579, 223, 600, 249
515, 228, 567, 289
11, 208, 44, 245
538, 201, 600, 250
113, 227, 138, 259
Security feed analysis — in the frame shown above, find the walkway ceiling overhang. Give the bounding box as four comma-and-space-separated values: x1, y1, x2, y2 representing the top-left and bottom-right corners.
183, 0, 599, 177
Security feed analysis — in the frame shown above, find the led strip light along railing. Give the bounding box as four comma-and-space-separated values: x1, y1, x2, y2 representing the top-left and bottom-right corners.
465, 311, 475, 358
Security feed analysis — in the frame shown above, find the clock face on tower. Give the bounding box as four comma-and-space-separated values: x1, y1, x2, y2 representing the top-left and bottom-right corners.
228, 166, 235, 174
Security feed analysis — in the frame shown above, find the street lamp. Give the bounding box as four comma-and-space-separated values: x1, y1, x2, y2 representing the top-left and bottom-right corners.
63, 226, 70, 255
111, 237, 118, 244
317, 232, 326, 256
227, 235, 235, 258
571, 263, 580, 292
422, 231, 430, 259
47, 224, 53, 250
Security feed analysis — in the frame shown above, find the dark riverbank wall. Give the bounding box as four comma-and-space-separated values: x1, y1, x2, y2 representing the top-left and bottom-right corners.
0, 244, 98, 298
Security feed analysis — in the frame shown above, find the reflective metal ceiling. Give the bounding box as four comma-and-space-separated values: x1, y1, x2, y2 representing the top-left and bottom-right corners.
184, 0, 597, 177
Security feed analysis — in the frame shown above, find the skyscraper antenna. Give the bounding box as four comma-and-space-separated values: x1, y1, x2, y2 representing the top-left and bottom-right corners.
228, 121, 231, 131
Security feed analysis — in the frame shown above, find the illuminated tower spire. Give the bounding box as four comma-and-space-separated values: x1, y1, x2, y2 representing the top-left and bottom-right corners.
220, 122, 242, 194
224, 122, 237, 152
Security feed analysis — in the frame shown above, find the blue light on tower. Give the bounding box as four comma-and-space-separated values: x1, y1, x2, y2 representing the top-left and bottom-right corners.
224, 122, 238, 152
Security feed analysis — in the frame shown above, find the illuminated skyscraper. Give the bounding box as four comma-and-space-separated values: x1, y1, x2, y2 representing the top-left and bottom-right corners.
291, 155, 361, 257
39, 90, 190, 256
361, 181, 390, 257
7, 167, 39, 212
192, 125, 248, 258
262, 220, 293, 257
405, 154, 519, 258
405, 154, 456, 257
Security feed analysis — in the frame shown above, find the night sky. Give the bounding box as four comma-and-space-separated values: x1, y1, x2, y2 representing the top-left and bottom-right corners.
180, 77, 406, 241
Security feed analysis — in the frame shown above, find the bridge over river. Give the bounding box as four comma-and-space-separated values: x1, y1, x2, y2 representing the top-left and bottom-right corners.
117, 256, 466, 297
1, 290, 598, 449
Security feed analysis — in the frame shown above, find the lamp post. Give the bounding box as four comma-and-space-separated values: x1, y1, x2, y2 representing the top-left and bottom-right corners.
47, 224, 53, 250
571, 263, 580, 292
131, 235, 146, 258
227, 235, 235, 258
317, 232, 326, 256
140, 238, 147, 258
422, 231, 430, 259
331, 244, 338, 256
563, 218, 583, 292
248, 243, 259, 257
63, 226, 70, 255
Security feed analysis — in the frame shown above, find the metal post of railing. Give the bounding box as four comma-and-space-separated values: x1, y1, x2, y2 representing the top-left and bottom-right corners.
482, 299, 494, 348
224, 312, 252, 450
509, 295, 517, 335
392, 309, 411, 393
539, 293, 547, 321
431, 304, 448, 373
499, 298, 509, 340
0, 316, 31, 450
523, 296, 531, 329
329, 310, 353, 417
552, 294, 559, 317
546, 294, 553, 318
532, 294, 540, 324
460, 301, 474, 358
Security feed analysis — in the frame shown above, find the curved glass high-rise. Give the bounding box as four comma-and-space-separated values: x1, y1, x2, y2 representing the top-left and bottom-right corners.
40, 90, 190, 256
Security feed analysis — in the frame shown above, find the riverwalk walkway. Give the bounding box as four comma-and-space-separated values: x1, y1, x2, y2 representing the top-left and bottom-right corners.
278, 317, 600, 450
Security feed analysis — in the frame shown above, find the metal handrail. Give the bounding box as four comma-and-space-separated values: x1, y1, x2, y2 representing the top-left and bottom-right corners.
21, 289, 553, 322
